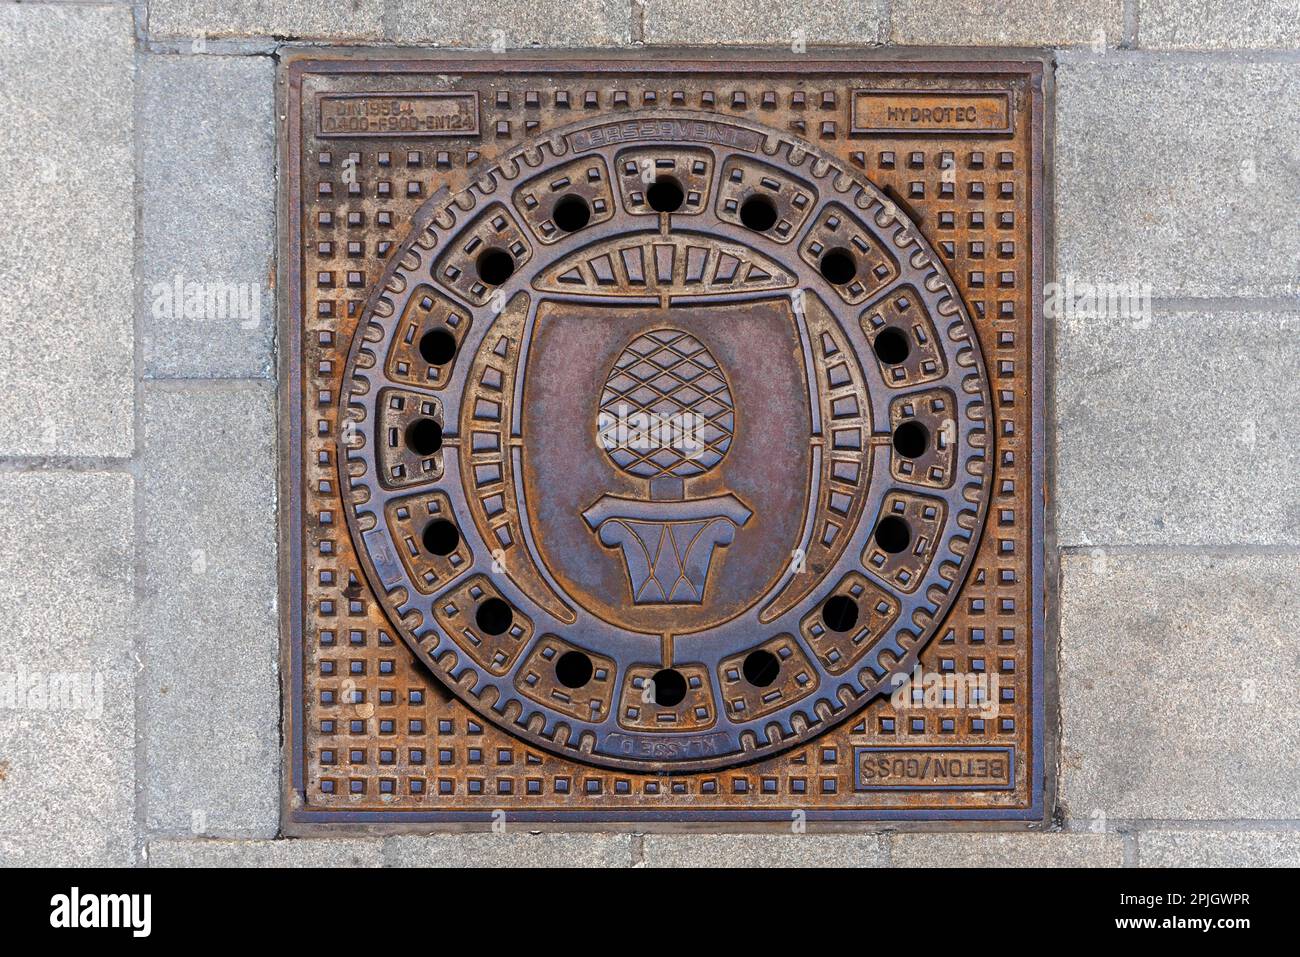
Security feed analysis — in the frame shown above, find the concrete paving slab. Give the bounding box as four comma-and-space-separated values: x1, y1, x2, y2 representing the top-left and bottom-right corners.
642, 0, 880, 45
384, 0, 631, 45
140, 383, 279, 838
149, 838, 383, 866
385, 833, 635, 867
149, 0, 385, 41
1139, 830, 1300, 867
1139, 0, 1300, 49
1057, 57, 1300, 298
0, 5, 135, 456
139, 56, 276, 379
891, 0, 1121, 46
1055, 310, 1300, 547
0, 472, 135, 867
641, 833, 887, 867
890, 832, 1125, 867
1060, 551, 1300, 820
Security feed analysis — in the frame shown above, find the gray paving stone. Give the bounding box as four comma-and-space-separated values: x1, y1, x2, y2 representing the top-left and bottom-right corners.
0, 5, 134, 456
1140, 0, 1300, 49
1055, 310, 1300, 548
1057, 57, 1300, 298
149, 838, 384, 867
151, 0, 629, 44
1060, 551, 1300, 820
139, 56, 276, 379
384, 0, 631, 45
642, 0, 880, 45
891, 832, 1124, 867
1139, 830, 1300, 867
141, 383, 279, 838
149, 0, 385, 40
386, 833, 635, 867
0, 472, 135, 867
641, 834, 886, 867
890, 0, 1121, 46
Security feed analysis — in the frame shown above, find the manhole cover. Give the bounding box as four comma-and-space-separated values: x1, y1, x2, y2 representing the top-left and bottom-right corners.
281, 54, 1047, 825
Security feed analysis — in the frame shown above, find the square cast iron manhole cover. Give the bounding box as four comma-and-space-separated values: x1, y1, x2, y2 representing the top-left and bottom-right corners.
279, 53, 1048, 827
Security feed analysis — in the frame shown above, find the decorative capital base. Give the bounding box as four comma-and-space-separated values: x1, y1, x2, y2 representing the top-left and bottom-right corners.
582, 494, 752, 605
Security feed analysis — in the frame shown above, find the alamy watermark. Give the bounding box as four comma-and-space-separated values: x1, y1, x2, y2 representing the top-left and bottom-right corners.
1044, 275, 1153, 325
889, 664, 1000, 720
0, 669, 104, 719
150, 274, 262, 329
597, 403, 707, 458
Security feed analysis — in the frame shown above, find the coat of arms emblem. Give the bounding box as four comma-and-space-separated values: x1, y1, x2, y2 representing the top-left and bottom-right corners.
582, 328, 751, 604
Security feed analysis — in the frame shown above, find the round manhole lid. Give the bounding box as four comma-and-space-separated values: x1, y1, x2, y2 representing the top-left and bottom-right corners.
339, 112, 992, 772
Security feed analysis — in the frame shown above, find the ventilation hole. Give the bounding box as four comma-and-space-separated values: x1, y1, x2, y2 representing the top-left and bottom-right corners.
892, 420, 929, 459
739, 194, 778, 232
819, 247, 856, 285
875, 515, 912, 554
555, 650, 594, 689
419, 328, 457, 365
475, 597, 513, 636
873, 326, 911, 364
821, 595, 859, 634
646, 177, 684, 213
476, 248, 515, 286
421, 519, 460, 556
650, 668, 687, 706
742, 649, 780, 688
404, 418, 443, 457
551, 194, 591, 233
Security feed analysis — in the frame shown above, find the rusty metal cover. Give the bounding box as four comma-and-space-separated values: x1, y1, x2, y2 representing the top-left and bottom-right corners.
279, 53, 1048, 827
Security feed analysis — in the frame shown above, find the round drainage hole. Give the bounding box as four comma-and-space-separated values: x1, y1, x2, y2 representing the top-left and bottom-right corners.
742, 649, 781, 688
555, 650, 594, 689
419, 328, 457, 366
422, 519, 460, 556
552, 195, 591, 233
646, 177, 685, 213
476, 248, 515, 286
404, 418, 443, 457
821, 594, 859, 633
650, 668, 687, 706
875, 515, 912, 554
873, 326, 911, 364
475, 597, 513, 636
739, 194, 778, 232
819, 247, 856, 285
892, 420, 929, 459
